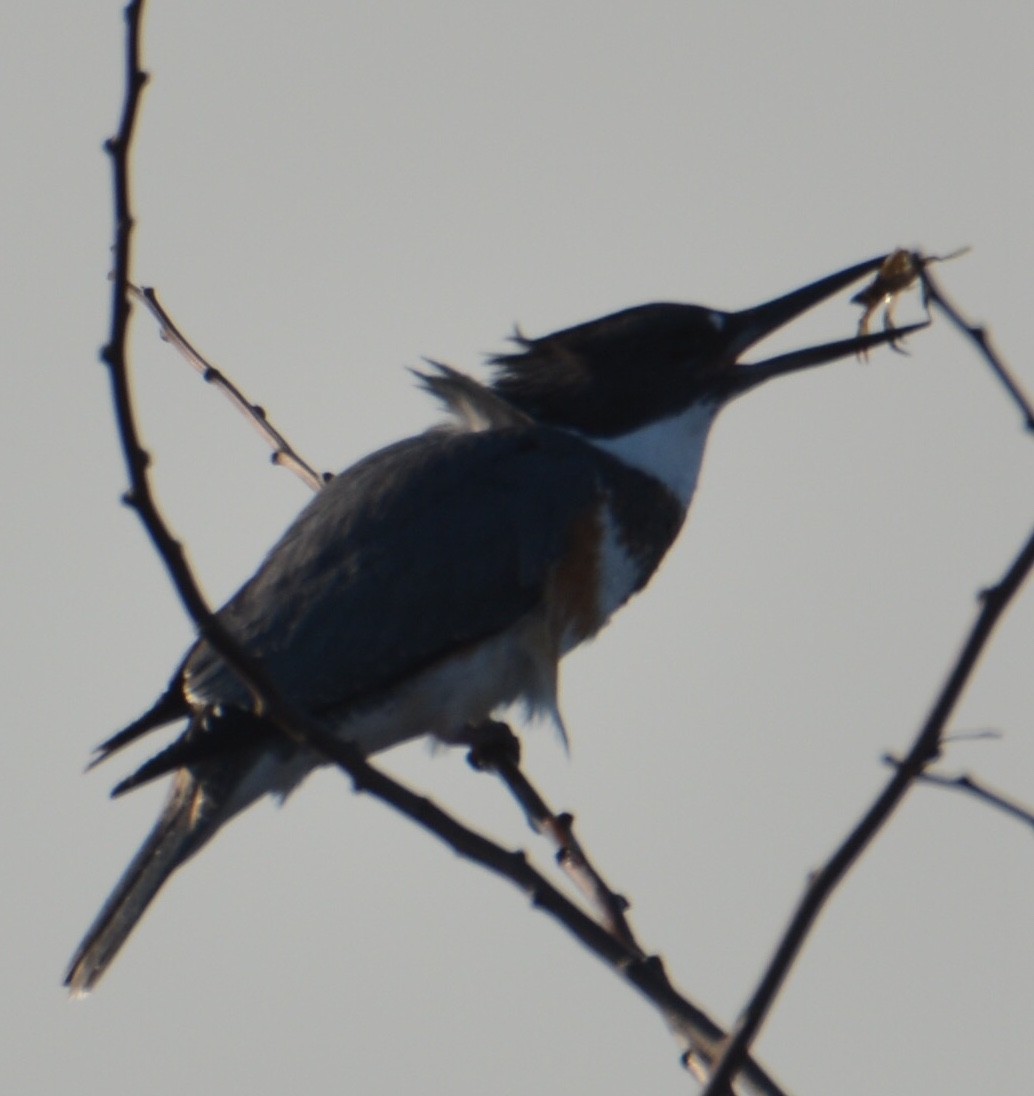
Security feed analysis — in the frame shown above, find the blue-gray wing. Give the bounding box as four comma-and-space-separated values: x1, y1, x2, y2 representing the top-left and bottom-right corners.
184, 426, 602, 714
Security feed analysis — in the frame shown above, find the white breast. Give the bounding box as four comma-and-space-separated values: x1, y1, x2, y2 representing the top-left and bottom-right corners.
562, 399, 719, 635
585, 400, 719, 508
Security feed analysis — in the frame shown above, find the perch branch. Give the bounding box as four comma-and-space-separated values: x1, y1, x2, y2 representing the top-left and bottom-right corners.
466, 720, 643, 957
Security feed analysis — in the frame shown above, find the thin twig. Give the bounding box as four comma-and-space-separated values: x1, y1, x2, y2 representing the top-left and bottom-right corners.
884, 757, 1034, 832
919, 263, 1034, 431
101, 8, 785, 1093
130, 283, 329, 490
701, 526, 1034, 1096
467, 721, 644, 957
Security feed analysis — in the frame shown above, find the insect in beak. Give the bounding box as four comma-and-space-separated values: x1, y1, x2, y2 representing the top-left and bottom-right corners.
852, 247, 970, 360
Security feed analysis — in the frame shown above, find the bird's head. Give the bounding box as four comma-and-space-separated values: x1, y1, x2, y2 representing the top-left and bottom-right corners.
488, 255, 928, 438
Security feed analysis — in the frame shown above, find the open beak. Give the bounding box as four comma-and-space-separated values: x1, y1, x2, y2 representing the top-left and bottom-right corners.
721, 254, 929, 397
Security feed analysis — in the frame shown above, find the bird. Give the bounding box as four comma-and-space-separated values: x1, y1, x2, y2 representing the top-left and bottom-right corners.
65, 255, 924, 995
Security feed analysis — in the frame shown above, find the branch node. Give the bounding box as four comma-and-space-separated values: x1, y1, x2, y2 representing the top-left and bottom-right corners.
631, 953, 667, 980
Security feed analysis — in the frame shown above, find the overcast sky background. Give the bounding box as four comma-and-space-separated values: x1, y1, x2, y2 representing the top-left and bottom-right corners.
4, 3, 1033, 1094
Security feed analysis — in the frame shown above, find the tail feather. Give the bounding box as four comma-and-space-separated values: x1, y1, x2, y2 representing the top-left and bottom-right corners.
87, 676, 191, 770
110, 708, 281, 798
64, 769, 208, 996
68, 706, 292, 996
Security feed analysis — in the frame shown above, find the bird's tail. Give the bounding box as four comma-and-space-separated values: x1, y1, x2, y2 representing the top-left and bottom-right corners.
64, 769, 211, 996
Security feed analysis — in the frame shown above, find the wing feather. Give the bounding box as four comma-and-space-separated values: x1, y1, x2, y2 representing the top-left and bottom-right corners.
184, 427, 601, 715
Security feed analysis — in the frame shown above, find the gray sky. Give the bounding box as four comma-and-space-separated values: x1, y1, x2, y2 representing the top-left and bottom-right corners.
5, 3, 1033, 1093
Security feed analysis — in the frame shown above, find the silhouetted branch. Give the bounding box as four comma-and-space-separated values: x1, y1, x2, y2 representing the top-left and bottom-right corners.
919, 262, 1034, 431
701, 523, 1034, 1096
884, 757, 1034, 832
130, 282, 329, 491
466, 720, 644, 957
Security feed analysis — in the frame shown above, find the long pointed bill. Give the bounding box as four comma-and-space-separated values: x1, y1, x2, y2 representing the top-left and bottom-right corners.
740, 321, 928, 389
720, 254, 930, 397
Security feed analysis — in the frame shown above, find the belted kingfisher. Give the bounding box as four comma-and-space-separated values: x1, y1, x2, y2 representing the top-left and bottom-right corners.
66, 255, 922, 994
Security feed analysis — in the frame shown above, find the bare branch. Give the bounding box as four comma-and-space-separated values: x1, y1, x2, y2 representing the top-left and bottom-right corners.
466, 729, 789, 1088
130, 283, 329, 491
885, 757, 1034, 832
466, 720, 644, 956
919, 262, 1034, 432
702, 522, 1034, 1096
100, 1, 149, 512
